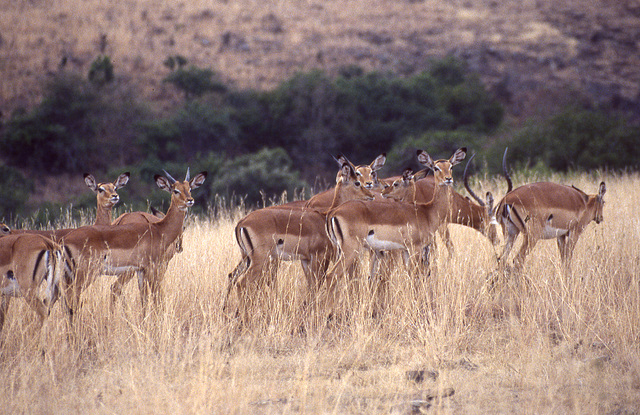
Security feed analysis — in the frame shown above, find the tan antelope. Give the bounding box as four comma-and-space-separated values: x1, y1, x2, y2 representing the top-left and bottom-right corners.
84, 172, 130, 226
59, 170, 207, 319
0, 234, 66, 333
494, 157, 606, 272
224, 155, 380, 319
323, 148, 467, 308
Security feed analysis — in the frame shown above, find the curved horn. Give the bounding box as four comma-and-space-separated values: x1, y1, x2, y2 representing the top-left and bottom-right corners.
185, 167, 190, 182
463, 152, 485, 207
502, 147, 513, 193
162, 170, 177, 184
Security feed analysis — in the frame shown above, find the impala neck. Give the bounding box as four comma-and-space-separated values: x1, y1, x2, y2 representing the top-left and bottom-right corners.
94, 205, 113, 226
156, 201, 187, 249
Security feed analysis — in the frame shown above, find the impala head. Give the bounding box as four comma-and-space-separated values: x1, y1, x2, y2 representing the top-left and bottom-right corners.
155, 169, 208, 212
381, 168, 428, 201
592, 181, 606, 224
335, 153, 386, 190
334, 159, 376, 201
84, 172, 130, 208
416, 147, 467, 186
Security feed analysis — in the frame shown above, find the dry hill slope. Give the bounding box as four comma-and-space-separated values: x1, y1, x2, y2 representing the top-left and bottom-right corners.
1, 0, 639, 121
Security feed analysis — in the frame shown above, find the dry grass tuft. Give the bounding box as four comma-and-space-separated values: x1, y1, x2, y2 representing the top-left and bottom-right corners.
1, 172, 639, 413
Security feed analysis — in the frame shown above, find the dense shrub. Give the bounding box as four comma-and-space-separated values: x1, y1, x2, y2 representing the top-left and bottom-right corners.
210, 147, 306, 206
163, 65, 226, 99
0, 164, 34, 218
503, 108, 640, 171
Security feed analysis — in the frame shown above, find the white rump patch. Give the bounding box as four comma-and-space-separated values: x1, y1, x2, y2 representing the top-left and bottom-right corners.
365, 232, 405, 251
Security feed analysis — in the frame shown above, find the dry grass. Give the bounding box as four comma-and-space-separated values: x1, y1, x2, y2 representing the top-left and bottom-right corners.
1, 172, 639, 413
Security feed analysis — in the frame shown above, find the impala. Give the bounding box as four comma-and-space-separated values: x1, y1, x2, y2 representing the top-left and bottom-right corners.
323, 148, 467, 308
0, 233, 65, 333
224, 155, 380, 318
84, 172, 130, 226
494, 158, 606, 272
59, 170, 207, 319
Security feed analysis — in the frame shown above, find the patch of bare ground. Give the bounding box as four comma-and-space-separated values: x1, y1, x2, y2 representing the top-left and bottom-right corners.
1, 0, 639, 121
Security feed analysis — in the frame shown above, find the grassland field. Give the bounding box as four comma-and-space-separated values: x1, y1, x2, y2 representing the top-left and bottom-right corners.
1, 171, 639, 414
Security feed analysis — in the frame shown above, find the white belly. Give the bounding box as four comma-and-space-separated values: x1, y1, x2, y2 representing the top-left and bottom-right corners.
365, 233, 405, 251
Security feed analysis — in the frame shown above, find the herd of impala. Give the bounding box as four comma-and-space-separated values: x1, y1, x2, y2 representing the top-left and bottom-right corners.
0, 148, 606, 331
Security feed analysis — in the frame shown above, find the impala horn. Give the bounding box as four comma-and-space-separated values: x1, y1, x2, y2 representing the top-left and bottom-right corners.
185, 167, 190, 182
502, 147, 513, 193
162, 170, 178, 184
463, 152, 485, 207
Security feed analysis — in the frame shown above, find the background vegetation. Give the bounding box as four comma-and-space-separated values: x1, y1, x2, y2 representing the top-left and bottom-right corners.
1, 55, 637, 223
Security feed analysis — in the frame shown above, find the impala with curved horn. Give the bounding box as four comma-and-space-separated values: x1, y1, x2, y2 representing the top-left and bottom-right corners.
0, 233, 66, 333
60, 169, 207, 319
224, 155, 378, 320
494, 152, 606, 272
323, 148, 467, 309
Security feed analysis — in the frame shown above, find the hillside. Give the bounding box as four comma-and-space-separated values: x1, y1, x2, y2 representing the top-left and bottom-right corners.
2, 0, 639, 122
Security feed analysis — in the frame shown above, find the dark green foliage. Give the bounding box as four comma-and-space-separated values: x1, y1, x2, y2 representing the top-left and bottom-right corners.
210, 148, 306, 206
88, 55, 114, 86
504, 108, 640, 171
163, 65, 226, 98
1, 74, 98, 172
163, 55, 188, 71
0, 164, 33, 218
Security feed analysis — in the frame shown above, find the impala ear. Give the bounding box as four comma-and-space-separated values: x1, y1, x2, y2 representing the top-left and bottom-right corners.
370, 153, 386, 171
84, 174, 98, 192
155, 175, 172, 193
598, 181, 606, 199
450, 147, 467, 166
114, 172, 130, 189
413, 169, 428, 181
338, 163, 355, 182
416, 150, 434, 170
401, 168, 414, 181
334, 154, 355, 170
190, 171, 208, 189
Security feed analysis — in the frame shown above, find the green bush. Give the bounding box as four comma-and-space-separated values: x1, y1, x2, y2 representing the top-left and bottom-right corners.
164, 65, 226, 98
0, 164, 34, 218
210, 147, 306, 206
505, 108, 640, 171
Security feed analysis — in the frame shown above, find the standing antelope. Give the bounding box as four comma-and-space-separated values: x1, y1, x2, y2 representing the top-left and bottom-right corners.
323, 148, 467, 309
0, 234, 66, 333
494, 175, 606, 273
60, 170, 207, 319
224, 155, 380, 319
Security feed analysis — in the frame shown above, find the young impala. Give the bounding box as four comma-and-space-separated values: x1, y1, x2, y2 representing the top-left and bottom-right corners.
224, 156, 379, 320
59, 170, 207, 319
323, 148, 467, 309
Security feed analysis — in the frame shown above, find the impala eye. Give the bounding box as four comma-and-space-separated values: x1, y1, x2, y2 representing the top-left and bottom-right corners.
394, 182, 399, 187
173, 189, 181, 194
355, 181, 361, 187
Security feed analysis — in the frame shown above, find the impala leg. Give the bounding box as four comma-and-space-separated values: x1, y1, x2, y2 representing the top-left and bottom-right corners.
110, 270, 135, 310
557, 233, 578, 277
438, 225, 454, 258
499, 224, 519, 271
513, 232, 538, 272
136, 269, 150, 317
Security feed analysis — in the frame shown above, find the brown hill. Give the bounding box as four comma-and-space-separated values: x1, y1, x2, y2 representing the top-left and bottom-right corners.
1, 0, 639, 122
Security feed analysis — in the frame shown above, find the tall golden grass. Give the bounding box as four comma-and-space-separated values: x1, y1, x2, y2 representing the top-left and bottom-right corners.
1, 171, 639, 414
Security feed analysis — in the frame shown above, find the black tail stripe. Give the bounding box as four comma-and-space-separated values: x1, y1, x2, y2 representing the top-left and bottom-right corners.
33, 250, 47, 282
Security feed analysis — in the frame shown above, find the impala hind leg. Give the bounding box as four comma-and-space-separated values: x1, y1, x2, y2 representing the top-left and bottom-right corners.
110, 270, 135, 310
557, 233, 578, 276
